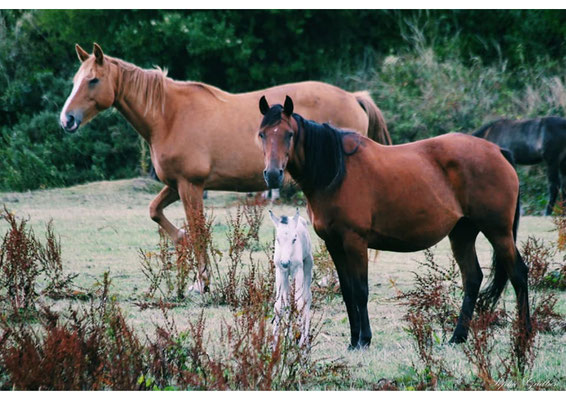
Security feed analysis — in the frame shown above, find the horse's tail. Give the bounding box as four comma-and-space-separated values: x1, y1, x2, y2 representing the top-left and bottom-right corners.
471, 120, 499, 138
353, 91, 392, 145
479, 148, 520, 310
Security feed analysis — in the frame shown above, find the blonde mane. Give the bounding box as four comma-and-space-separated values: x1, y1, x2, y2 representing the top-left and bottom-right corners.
110, 57, 168, 115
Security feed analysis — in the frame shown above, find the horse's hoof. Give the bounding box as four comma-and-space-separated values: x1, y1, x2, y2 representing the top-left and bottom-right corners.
188, 281, 208, 294
448, 335, 467, 344
175, 228, 187, 244
347, 342, 370, 351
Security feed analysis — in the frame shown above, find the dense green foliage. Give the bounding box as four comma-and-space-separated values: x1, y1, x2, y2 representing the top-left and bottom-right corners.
1, 10, 566, 212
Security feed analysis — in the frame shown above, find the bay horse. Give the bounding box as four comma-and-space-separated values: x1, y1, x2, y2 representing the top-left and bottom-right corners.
473, 117, 566, 215
257, 96, 531, 349
59, 43, 391, 292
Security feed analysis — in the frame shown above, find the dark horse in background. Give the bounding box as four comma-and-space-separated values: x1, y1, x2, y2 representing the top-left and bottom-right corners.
472, 117, 566, 215
257, 96, 531, 349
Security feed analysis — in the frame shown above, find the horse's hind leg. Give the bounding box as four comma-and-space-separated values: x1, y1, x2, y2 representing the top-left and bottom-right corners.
486, 233, 532, 337
149, 185, 181, 241
448, 219, 482, 344
545, 162, 560, 215
558, 156, 566, 211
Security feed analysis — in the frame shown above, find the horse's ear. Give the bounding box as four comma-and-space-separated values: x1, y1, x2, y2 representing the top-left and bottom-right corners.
269, 209, 279, 226
75, 44, 90, 63
259, 96, 270, 115
93, 43, 104, 66
283, 95, 294, 117
293, 208, 300, 225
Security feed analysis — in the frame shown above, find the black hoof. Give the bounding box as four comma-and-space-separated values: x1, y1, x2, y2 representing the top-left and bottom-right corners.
347, 341, 371, 351
448, 334, 467, 344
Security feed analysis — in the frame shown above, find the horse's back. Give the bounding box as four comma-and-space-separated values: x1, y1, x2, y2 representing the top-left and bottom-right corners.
472, 118, 547, 164
374, 133, 517, 216
420, 133, 516, 177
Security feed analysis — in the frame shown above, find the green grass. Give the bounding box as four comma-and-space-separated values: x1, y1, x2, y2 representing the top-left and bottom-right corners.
1, 177, 565, 389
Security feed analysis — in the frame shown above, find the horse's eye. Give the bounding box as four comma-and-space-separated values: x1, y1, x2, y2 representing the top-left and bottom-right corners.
89, 78, 99, 86
292, 238, 296, 244
259, 132, 265, 139
286, 131, 293, 139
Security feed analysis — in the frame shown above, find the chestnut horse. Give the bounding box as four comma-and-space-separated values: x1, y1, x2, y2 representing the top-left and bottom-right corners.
59, 43, 391, 292
257, 96, 531, 349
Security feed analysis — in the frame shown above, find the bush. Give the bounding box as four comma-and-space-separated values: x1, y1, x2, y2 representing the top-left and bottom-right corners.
395, 245, 564, 390
0, 209, 347, 390
0, 207, 78, 316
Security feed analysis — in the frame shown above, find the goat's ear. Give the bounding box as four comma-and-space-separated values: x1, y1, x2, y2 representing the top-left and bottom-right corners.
76, 44, 90, 62
283, 95, 294, 117
269, 209, 279, 226
293, 208, 300, 225
93, 43, 104, 65
259, 96, 270, 115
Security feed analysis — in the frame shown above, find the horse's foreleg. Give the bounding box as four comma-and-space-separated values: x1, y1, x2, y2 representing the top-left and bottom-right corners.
149, 185, 181, 241
177, 180, 209, 293
342, 234, 371, 349
327, 237, 369, 350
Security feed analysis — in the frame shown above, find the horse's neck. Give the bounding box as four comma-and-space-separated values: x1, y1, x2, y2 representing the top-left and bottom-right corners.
112, 73, 169, 144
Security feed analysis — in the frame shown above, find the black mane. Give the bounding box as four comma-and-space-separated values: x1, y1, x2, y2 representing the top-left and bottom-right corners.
296, 114, 359, 192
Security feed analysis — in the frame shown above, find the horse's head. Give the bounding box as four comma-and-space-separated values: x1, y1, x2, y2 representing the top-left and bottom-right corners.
258, 95, 298, 189
60, 43, 116, 132
269, 209, 302, 270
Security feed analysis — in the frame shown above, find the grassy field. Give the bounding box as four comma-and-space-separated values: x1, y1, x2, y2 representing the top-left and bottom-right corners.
1, 177, 565, 389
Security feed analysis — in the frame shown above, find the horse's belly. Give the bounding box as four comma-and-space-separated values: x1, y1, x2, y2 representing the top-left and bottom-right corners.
511, 143, 543, 165
204, 174, 267, 192
368, 232, 445, 252
368, 213, 458, 252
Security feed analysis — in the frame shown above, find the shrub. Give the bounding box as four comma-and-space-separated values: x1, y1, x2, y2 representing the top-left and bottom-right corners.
0, 273, 144, 390
0, 207, 78, 316
397, 245, 563, 390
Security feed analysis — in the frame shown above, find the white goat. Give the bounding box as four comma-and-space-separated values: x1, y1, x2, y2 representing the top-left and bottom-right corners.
269, 208, 313, 346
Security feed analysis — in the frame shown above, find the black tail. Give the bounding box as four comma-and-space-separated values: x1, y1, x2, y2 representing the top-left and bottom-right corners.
479, 148, 520, 310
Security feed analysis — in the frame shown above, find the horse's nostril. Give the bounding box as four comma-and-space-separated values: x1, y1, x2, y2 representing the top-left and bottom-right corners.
263, 170, 267, 178
278, 169, 283, 177
66, 114, 75, 128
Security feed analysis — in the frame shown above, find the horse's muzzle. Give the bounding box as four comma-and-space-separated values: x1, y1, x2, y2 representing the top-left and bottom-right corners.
264, 168, 284, 189
60, 112, 82, 133
279, 260, 291, 270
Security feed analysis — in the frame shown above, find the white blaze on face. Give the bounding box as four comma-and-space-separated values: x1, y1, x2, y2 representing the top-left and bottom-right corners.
60, 69, 86, 128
